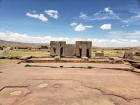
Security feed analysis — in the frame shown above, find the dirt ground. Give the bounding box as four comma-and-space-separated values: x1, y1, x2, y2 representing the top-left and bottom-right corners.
0, 60, 140, 105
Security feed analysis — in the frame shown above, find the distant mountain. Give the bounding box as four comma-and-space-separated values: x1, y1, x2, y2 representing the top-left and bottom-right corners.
0, 40, 48, 47
0, 39, 139, 49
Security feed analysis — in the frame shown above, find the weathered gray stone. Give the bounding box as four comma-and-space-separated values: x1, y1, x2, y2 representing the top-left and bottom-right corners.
81, 57, 89, 62
64, 44, 75, 57
54, 56, 61, 61
50, 41, 66, 57
123, 51, 134, 59
75, 41, 92, 58
50, 41, 92, 58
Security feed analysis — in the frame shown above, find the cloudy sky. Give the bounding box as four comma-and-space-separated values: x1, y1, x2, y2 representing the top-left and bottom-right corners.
0, 0, 140, 47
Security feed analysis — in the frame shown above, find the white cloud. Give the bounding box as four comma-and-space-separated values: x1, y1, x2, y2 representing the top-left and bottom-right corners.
104, 7, 113, 14
74, 23, 93, 32
85, 26, 93, 28
45, 10, 58, 19
100, 24, 112, 30
109, 30, 140, 40
70, 22, 77, 26
0, 32, 68, 43
109, 30, 140, 36
0, 31, 139, 47
121, 24, 129, 28
79, 7, 121, 21
129, 31, 140, 36
79, 12, 87, 19
94, 7, 121, 20
114, 8, 140, 26
26, 12, 48, 22
123, 14, 140, 25
118, 7, 140, 25
75, 24, 85, 31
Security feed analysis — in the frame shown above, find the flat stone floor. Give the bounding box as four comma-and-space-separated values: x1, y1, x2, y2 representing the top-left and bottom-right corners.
30, 57, 110, 62
0, 60, 140, 105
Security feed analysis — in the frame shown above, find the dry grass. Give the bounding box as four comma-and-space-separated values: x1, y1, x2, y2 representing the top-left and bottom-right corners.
92, 49, 124, 58
4, 49, 50, 58
134, 56, 140, 61
1, 48, 139, 62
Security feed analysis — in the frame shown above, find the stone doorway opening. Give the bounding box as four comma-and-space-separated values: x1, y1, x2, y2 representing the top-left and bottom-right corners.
53, 48, 56, 54
79, 48, 82, 58
86, 49, 90, 57
60, 47, 63, 57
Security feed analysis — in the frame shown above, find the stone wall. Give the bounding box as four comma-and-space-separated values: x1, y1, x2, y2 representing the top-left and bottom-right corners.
123, 51, 134, 59
64, 44, 75, 57
50, 41, 92, 58
75, 41, 92, 58
50, 41, 66, 57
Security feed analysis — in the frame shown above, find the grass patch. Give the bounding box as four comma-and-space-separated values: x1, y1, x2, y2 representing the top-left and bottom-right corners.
0, 56, 7, 59
25, 64, 32, 67
92, 49, 125, 57
4, 50, 50, 58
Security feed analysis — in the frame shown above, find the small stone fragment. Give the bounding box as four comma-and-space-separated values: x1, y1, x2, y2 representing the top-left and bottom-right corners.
38, 83, 48, 88
10, 90, 22, 96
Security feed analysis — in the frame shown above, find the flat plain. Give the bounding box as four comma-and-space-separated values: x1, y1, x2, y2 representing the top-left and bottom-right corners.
0, 60, 140, 105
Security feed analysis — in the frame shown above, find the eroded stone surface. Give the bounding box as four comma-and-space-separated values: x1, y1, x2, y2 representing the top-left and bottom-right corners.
0, 60, 140, 105
0, 87, 30, 105
10, 90, 22, 96
37, 83, 48, 88
50, 41, 92, 58
14, 80, 116, 105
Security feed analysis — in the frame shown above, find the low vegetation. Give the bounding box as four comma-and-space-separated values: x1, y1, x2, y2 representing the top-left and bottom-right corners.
3, 49, 50, 58
0, 48, 139, 62
92, 49, 125, 58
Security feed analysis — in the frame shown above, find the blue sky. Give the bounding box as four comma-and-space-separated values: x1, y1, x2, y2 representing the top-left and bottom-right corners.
0, 0, 140, 47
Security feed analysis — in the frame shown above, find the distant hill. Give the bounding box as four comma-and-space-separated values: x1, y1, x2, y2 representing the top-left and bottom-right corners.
93, 46, 140, 49
0, 40, 48, 47
0, 39, 139, 49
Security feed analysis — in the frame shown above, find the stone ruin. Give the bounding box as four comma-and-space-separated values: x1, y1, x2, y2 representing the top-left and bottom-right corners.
0, 46, 3, 50
135, 51, 140, 56
50, 41, 66, 57
123, 51, 134, 60
123, 50, 140, 58
50, 41, 92, 58
75, 41, 92, 58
